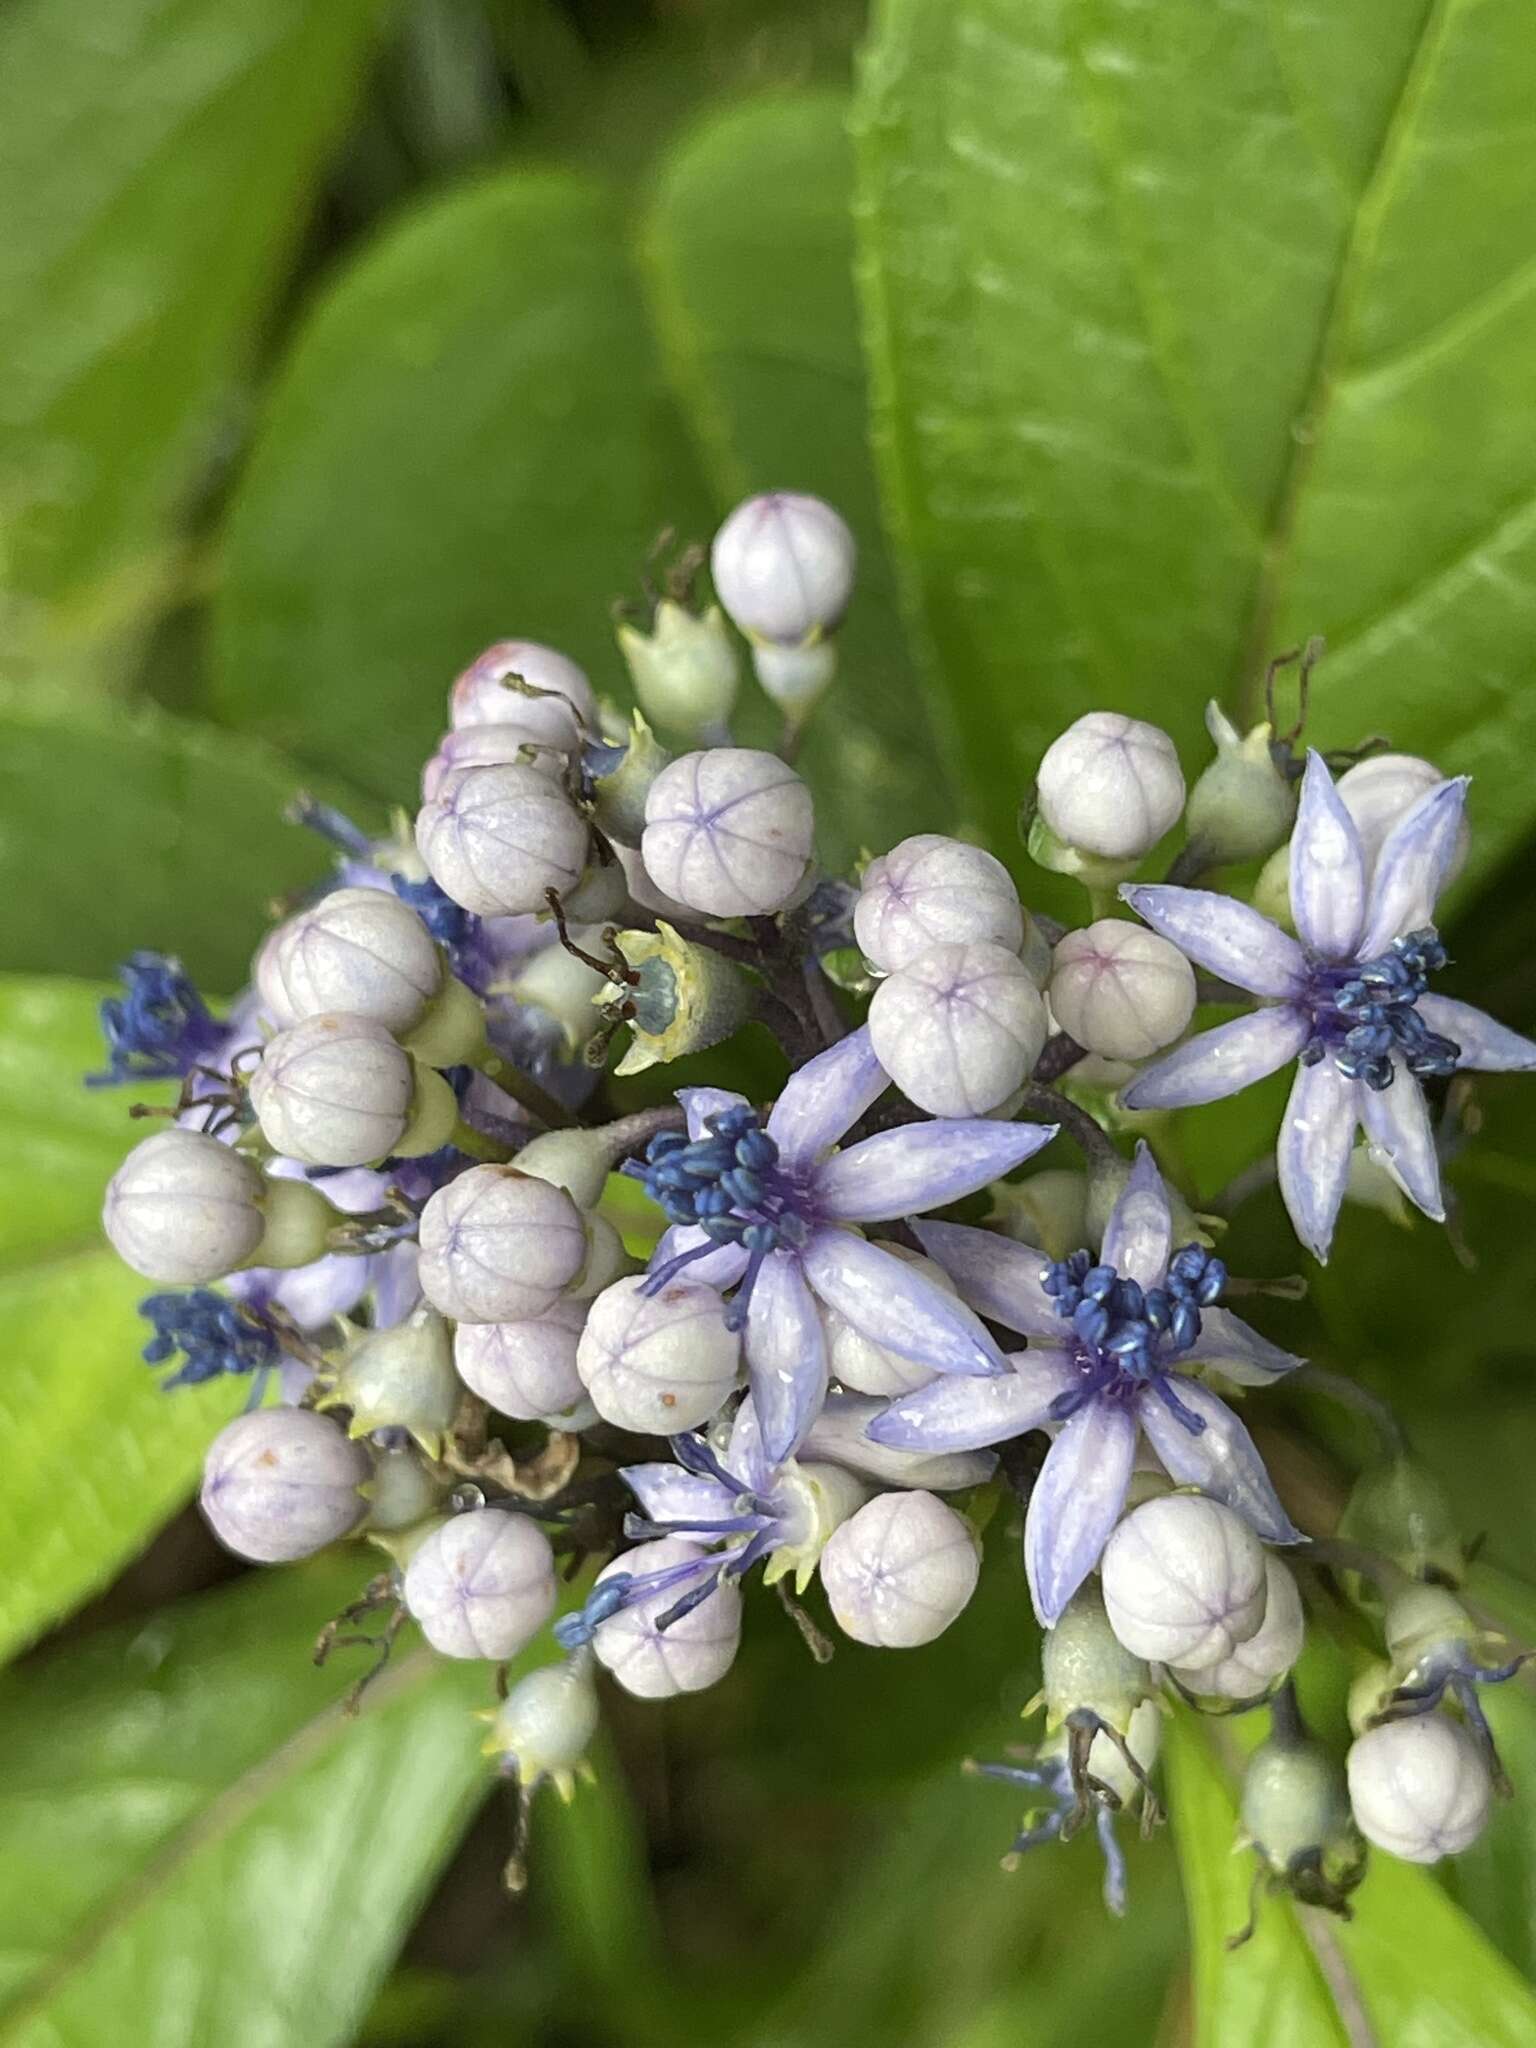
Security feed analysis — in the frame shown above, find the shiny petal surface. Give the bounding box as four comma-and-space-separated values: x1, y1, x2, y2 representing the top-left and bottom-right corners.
1100, 1141, 1171, 1287
1025, 1401, 1137, 1625
1184, 1306, 1304, 1385
1359, 1061, 1444, 1220
867, 1351, 1076, 1451
801, 1395, 998, 1491
1139, 1379, 1301, 1542
619, 1463, 737, 1525
801, 1228, 1007, 1377
911, 1219, 1063, 1338
1121, 1006, 1310, 1112
1418, 995, 1536, 1073
766, 1025, 888, 1169
744, 1250, 828, 1464
1358, 778, 1469, 957
1276, 1054, 1357, 1264
650, 1223, 751, 1292
1290, 751, 1366, 961
677, 1086, 749, 1140
814, 1117, 1057, 1222
1120, 885, 1306, 997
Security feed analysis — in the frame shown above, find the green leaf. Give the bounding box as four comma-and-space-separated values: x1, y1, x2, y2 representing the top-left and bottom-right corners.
639, 90, 958, 853
0, 1560, 493, 2047
1167, 1709, 1536, 2047
0, 689, 368, 985
0, 0, 385, 674
211, 171, 718, 805
0, 976, 243, 1665
854, 0, 1536, 885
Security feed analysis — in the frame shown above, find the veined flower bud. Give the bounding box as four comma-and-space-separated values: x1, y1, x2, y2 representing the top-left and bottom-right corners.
819, 1489, 979, 1647
416, 761, 589, 918
710, 490, 856, 645
576, 1274, 740, 1433
854, 834, 1024, 973
823, 1245, 951, 1396
249, 1014, 456, 1168
641, 749, 814, 918
608, 921, 755, 1078
454, 1298, 589, 1425
1337, 1454, 1466, 1589
506, 937, 609, 1060
1048, 922, 1196, 1062
590, 1535, 743, 1697
868, 941, 1047, 1116
568, 1213, 633, 1300
987, 1169, 1090, 1263
423, 722, 562, 800
403, 1508, 557, 1661
259, 887, 443, 1036
1347, 1716, 1491, 1864
514, 1125, 630, 1211
449, 639, 595, 744
320, 1303, 462, 1456
363, 1439, 448, 1533
418, 1166, 590, 1324
751, 638, 838, 721
104, 1128, 267, 1284
613, 840, 696, 924
1239, 1728, 1365, 1916
200, 1407, 370, 1563
617, 600, 741, 741
1183, 705, 1297, 867
1101, 1494, 1267, 1669
1170, 1557, 1303, 1708
483, 1656, 600, 1798
587, 713, 674, 848
1040, 1581, 1153, 1736
1337, 752, 1471, 882
1036, 713, 1185, 863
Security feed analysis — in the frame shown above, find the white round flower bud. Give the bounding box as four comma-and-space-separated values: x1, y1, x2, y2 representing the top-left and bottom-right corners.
1169, 1557, 1304, 1703
576, 1274, 740, 1433
1347, 1716, 1491, 1864
819, 1489, 980, 1647
823, 1245, 951, 1396
710, 491, 856, 645
1047, 921, 1197, 1061
1336, 752, 1471, 882
200, 1407, 370, 1562
449, 639, 595, 742
590, 1536, 742, 1698
641, 748, 814, 918
854, 834, 1024, 973
1036, 712, 1186, 861
867, 941, 1048, 1116
259, 888, 443, 1035
415, 761, 589, 918
103, 1128, 267, 1283
404, 1508, 557, 1661
418, 1166, 589, 1324
1100, 1494, 1267, 1669
423, 722, 561, 800
454, 1297, 588, 1423
250, 1014, 418, 1167
485, 1657, 601, 1793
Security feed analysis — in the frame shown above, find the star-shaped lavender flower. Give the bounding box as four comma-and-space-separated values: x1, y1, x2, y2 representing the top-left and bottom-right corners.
1120, 753, 1536, 1261
629, 1025, 1057, 1462
867, 1146, 1301, 1624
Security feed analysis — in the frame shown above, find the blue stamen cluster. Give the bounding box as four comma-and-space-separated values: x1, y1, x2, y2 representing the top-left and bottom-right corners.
89, 953, 225, 1088
1039, 1242, 1226, 1435
1302, 929, 1460, 1090
140, 1289, 283, 1389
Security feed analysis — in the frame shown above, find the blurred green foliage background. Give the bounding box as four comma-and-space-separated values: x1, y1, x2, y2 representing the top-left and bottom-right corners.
4, 0, 1536, 2041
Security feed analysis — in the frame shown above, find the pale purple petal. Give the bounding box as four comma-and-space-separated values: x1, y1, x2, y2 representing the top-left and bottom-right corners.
911, 1219, 1063, 1338
744, 1249, 828, 1463
801, 1394, 997, 1491
1358, 1061, 1443, 1220
766, 1025, 888, 1169
1122, 1006, 1310, 1112
1100, 1141, 1171, 1287
370, 1242, 422, 1328
801, 1229, 1007, 1377
867, 1352, 1076, 1452
1358, 777, 1469, 957
1418, 995, 1536, 1073
620, 1463, 737, 1525
231, 1254, 369, 1331
1120, 885, 1306, 998
1290, 750, 1366, 961
726, 1394, 774, 1494
1184, 1306, 1303, 1385
678, 1086, 749, 1140
1024, 1402, 1137, 1625
1277, 1054, 1358, 1263
813, 1118, 1057, 1222
1139, 1378, 1301, 1542
650, 1223, 750, 1291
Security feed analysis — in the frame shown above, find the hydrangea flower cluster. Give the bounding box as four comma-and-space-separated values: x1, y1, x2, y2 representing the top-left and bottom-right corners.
92, 497, 1536, 1923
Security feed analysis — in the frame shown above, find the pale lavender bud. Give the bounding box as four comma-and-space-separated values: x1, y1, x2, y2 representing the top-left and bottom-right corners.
104, 1128, 267, 1283
576, 1274, 740, 1433
418, 1166, 590, 1324
1047, 921, 1196, 1061
1336, 752, 1471, 882
403, 1508, 557, 1660
854, 835, 1024, 973
614, 841, 697, 925
200, 1407, 370, 1562
454, 1297, 589, 1422
1169, 1557, 1304, 1704
415, 761, 589, 918
259, 887, 443, 1035
1347, 1716, 1491, 1864
423, 722, 561, 801
819, 1490, 980, 1647
1036, 713, 1185, 861
449, 639, 595, 742
590, 1536, 742, 1698
1100, 1494, 1267, 1669
867, 940, 1048, 1116
250, 1014, 455, 1168
710, 491, 856, 645
641, 749, 813, 918
823, 1246, 951, 1396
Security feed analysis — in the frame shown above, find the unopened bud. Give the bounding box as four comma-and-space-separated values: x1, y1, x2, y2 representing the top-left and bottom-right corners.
868, 941, 1047, 1117
419, 1166, 590, 1324
259, 887, 442, 1036
618, 600, 740, 741
249, 1014, 456, 1168
104, 1129, 268, 1284
819, 1489, 977, 1647
454, 1297, 589, 1425
1048, 921, 1196, 1062
641, 748, 814, 918
449, 640, 595, 745
416, 762, 590, 918
1171, 1558, 1303, 1708
404, 1509, 558, 1662
423, 721, 563, 799
608, 921, 755, 1077
710, 490, 856, 645
854, 834, 1024, 972
1347, 1716, 1491, 1864
1035, 713, 1185, 863
201, 1407, 369, 1563
1100, 1494, 1266, 1669
1336, 752, 1470, 882
590, 1536, 742, 1697
576, 1273, 740, 1433
1183, 705, 1297, 868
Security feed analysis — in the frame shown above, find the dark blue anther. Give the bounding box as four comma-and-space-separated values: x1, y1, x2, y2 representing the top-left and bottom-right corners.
139, 1289, 282, 1390
90, 953, 226, 1088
